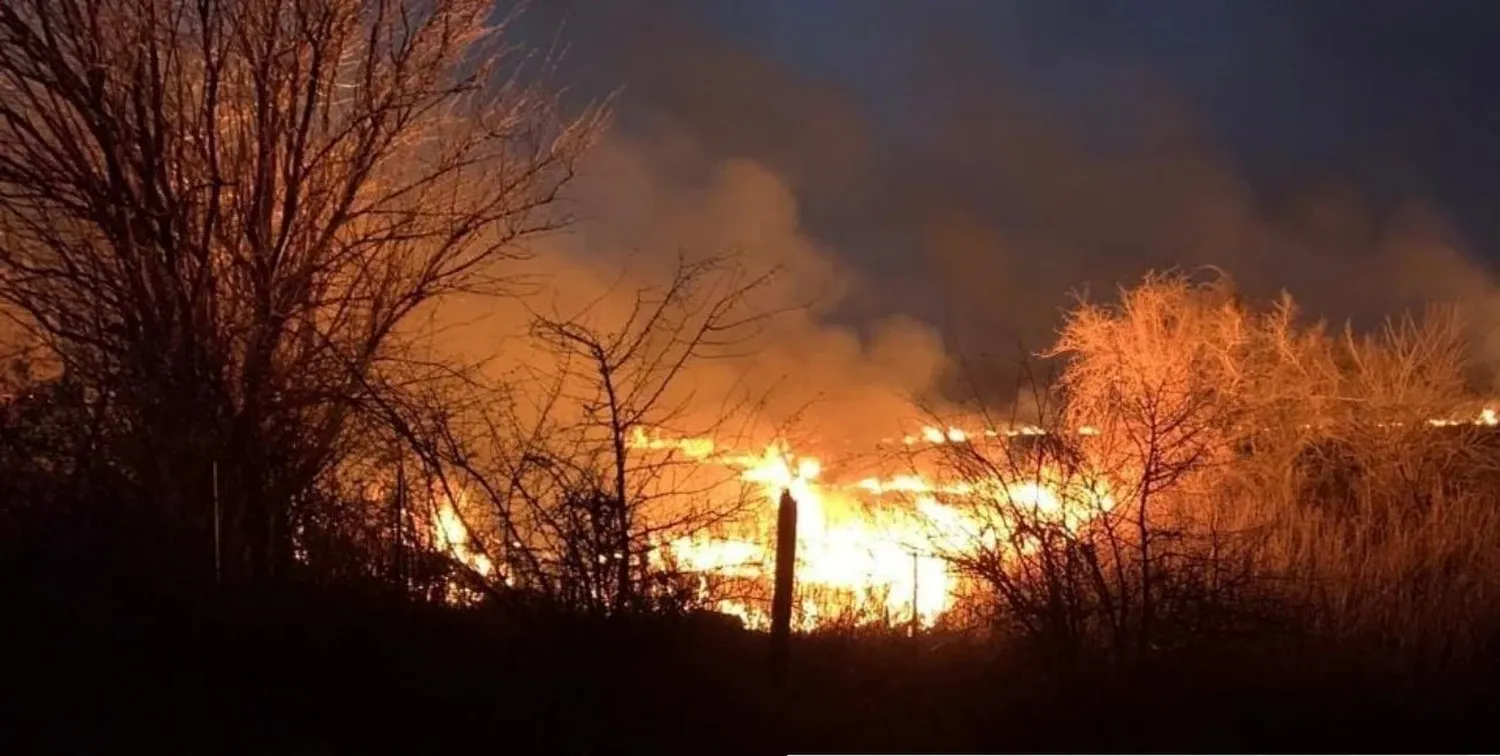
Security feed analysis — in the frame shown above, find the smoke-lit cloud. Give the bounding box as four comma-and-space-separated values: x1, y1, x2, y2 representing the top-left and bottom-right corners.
431, 127, 953, 444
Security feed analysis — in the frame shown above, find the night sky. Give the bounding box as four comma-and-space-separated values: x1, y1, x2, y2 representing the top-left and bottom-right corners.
691, 0, 1500, 234
524, 0, 1500, 354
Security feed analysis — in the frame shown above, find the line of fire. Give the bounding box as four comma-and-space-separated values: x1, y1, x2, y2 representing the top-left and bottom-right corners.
6, 0, 1500, 751
379, 408, 1500, 635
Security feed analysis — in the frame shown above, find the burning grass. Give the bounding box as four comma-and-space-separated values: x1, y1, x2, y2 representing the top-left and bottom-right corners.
392, 269, 1500, 683
12, 269, 1500, 751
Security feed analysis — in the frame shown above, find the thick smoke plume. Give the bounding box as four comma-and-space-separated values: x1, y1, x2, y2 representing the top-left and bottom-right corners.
429, 130, 953, 447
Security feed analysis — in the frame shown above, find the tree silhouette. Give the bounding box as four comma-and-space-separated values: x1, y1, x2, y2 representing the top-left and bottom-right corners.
0, 0, 604, 585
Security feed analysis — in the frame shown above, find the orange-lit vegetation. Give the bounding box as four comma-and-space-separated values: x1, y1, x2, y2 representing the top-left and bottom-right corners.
5, 0, 1500, 749
1, 0, 1497, 671
12, 0, 1493, 663
0, 0, 605, 587
393, 271, 1500, 672
193, 260, 1500, 676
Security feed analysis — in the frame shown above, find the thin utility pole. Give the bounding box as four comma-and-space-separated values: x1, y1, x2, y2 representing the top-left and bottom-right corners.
910, 550, 919, 637
393, 460, 406, 595
212, 460, 221, 586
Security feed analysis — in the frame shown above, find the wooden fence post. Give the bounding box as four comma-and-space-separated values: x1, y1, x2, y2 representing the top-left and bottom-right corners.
769, 488, 798, 687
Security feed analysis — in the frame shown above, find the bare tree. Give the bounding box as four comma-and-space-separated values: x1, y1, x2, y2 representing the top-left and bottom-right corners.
0, 0, 604, 584
977, 273, 1489, 659
925, 272, 1299, 659
409, 253, 785, 616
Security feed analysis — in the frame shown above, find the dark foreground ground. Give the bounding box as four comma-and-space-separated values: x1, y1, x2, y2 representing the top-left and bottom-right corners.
6, 565, 1500, 755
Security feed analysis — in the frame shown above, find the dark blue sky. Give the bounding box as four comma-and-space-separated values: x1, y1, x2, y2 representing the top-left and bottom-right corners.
529, 0, 1500, 348
693, 0, 1499, 236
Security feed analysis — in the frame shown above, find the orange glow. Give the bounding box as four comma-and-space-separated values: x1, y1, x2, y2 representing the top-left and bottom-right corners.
649, 430, 1117, 630
432, 493, 494, 579
428, 486, 498, 604
417, 406, 1499, 627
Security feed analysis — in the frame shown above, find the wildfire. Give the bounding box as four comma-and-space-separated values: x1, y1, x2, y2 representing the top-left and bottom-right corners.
418, 408, 1499, 631
427, 487, 500, 604
649, 425, 1118, 630
1429, 407, 1500, 428
432, 494, 494, 579
658, 439, 959, 629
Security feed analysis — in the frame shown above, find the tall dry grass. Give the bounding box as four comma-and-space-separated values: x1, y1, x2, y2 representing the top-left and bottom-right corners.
947, 269, 1500, 673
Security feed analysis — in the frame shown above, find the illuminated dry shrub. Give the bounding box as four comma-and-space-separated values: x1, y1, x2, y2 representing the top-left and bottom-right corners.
1031, 270, 1261, 656
926, 270, 1499, 665
1035, 270, 1500, 668
898, 361, 1126, 657
1254, 308, 1476, 521
912, 422, 1269, 664
929, 435, 1125, 658
1242, 307, 1500, 668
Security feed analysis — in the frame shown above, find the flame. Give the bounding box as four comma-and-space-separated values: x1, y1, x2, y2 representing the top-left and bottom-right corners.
428, 487, 499, 603
432, 497, 494, 578
629, 427, 718, 458
416, 405, 1500, 627
907, 425, 974, 445
1429, 407, 1500, 428
654, 433, 1118, 630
